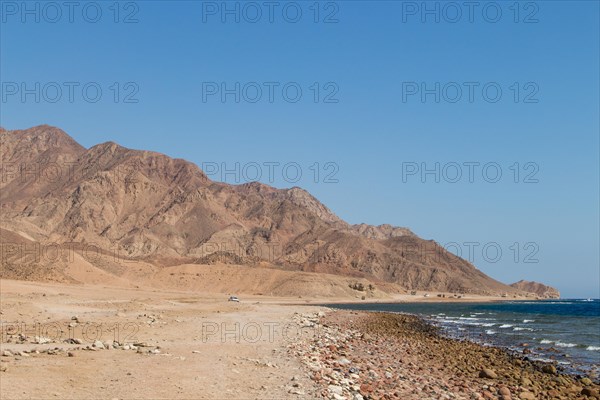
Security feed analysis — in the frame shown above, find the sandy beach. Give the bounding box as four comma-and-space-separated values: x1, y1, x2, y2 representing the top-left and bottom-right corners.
0, 279, 597, 399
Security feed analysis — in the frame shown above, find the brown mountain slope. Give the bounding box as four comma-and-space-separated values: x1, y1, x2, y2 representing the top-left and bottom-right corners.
510, 280, 560, 299
0, 125, 524, 295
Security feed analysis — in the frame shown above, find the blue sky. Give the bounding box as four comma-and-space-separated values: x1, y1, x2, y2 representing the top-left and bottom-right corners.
1, 1, 599, 298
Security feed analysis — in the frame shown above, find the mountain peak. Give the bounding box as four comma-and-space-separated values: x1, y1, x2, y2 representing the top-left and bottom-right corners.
0, 125, 85, 163
2, 124, 84, 148
88, 140, 126, 155
285, 186, 342, 224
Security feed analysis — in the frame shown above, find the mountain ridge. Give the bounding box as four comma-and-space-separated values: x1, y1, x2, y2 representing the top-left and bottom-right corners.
510, 280, 560, 299
0, 125, 539, 296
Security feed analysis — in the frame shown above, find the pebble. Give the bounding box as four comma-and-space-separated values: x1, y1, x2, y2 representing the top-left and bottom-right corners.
519, 392, 535, 400
479, 369, 498, 379
499, 386, 511, 396
581, 377, 593, 386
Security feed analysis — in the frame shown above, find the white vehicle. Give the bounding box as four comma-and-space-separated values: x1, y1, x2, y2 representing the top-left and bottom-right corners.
228, 296, 240, 302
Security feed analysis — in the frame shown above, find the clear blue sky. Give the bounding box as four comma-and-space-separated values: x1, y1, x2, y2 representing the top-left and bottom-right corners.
1, 1, 598, 298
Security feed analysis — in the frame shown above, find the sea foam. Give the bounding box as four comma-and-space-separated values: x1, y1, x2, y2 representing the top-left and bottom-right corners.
555, 342, 577, 348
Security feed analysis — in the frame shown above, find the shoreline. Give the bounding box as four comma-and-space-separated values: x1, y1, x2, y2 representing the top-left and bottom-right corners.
282, 297, 512, 306
312, 299, 600, 383
276, 294, 569, 309
272, 292, 541, 306
292, 309, 600, 399
333, 307, 600, 380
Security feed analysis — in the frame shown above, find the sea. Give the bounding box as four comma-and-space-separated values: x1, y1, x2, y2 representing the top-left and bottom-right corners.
325, 299, 600, 379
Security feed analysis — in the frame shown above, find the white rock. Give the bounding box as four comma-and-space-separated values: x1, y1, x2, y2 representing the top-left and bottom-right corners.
328, 385, 343, 396
93, 340, 105, 349
33, 336, 51, 344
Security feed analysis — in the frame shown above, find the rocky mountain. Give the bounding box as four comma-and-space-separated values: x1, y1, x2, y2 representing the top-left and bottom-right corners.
0, 125, 528, 295
510, 280, 560, 299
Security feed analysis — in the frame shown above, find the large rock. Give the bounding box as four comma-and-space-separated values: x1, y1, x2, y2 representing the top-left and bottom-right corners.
582, 388, 599, 397
541, 364, 557, 375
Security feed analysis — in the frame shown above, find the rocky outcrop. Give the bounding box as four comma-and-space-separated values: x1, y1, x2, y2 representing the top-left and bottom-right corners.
510, 280, 560, 299
351, 223, 414, 240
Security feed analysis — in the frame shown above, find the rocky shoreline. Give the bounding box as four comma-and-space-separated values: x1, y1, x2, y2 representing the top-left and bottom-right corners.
289, 310, 600, 400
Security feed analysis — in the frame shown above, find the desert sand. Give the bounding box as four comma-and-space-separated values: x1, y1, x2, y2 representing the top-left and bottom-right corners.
0, 279, 324, 399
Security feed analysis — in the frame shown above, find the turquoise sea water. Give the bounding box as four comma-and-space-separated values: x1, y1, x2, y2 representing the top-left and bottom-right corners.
325, 299, 600, 379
